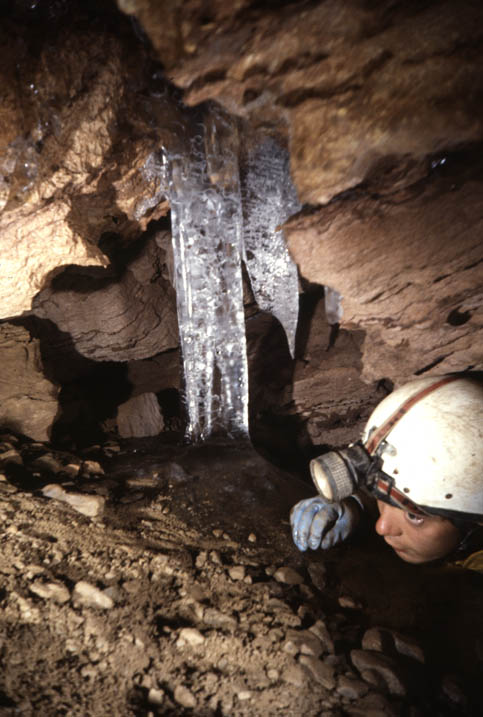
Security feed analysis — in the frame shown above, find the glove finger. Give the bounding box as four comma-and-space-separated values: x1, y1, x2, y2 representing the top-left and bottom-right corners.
308, 509, 337, 550
320, 511, 350, 549
292, 500, 326, 551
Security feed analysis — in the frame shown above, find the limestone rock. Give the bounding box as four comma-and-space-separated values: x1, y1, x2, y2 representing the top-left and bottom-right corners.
33, 234, 178, 363
0, 10, 161, 318
121, 1, 483, 203
350, 649, 408, 697
287, 170, 483, 382
116, 393, 164, 438
72, 581, 114, 610
0, 324, 58, 441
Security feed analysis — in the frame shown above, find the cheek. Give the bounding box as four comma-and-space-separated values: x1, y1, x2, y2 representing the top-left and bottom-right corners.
405, 522, 460, 562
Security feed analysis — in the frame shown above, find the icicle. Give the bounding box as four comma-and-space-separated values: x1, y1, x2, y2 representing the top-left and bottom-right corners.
166, 105, 248, 442
139, 99, 301, 443
324, 286, 343, 325
241, 136, 301, 356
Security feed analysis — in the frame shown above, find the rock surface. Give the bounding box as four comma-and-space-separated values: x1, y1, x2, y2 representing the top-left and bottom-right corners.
0, 431, 481, 714
0, 324, 59, 441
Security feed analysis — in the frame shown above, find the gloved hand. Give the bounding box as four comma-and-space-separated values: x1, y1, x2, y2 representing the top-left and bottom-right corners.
290, 495, 361, 552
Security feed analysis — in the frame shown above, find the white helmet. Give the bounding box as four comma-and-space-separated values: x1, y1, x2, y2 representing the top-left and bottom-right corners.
310, 374, 483, 524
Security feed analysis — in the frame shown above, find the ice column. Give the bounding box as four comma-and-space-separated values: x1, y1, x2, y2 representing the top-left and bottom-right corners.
241, 137, 301, 356
166, 107, 248, 442
140, 103, 301, 443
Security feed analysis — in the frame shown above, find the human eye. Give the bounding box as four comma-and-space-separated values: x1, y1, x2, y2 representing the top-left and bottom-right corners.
406, 511, 424, 526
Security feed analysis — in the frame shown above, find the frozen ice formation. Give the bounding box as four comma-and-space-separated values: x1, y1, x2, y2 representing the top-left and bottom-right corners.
324, 286, 343, 325
141, 102, 300, 442
241, 136, 301, 356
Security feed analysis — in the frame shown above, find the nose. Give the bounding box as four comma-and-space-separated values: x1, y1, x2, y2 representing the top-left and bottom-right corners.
375, 501, 403, 538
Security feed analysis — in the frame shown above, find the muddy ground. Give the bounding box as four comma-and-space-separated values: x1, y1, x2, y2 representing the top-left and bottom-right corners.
0, 432, 482, 716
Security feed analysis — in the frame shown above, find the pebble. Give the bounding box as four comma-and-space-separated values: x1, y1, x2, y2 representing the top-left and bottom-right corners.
237, 690, 251, 700
177, 627, 205, 646
63, 463, 81, 479
298, 655, 336, 690
202, 607, 237, 631
336, 674, 369, 700
282, 664, 308, 687
283, 629, 323, 657
81, 460, 104, 476
31, 454, 63, 474
228, 565, 245, 581
273, 567, 304, 585
0, 449, 23, 466
309, 619, 335, 654
195, 551, 207, 568
441, 674, 468, 706
42, 484, 105, 517
362, 627, 425, 664
174, 685, 197, 709
72, 581, 114, 610
212, 528, 223, 538
350, 649, 407, 697
29, 581, 70, 604
147, 688, 164, 706
307, 561, 327, 591
248, 532, 257, 543
338, 595, 361, 610
209, 550, 222, 565
267, 668, 279, 681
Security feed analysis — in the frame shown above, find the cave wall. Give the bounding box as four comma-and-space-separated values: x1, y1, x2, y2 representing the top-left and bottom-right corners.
0, 0, 482, 448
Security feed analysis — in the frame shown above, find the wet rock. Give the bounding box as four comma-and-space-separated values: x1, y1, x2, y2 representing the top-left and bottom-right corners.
41, 484, 105, 517
72, 581, 114, 610
273, 566, 304, 585
298, 655, 336, 690
174, 684, 197, 709
350, 649, 407, 697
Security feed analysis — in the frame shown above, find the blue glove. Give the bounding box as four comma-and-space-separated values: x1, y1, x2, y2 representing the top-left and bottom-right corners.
290, 495, 361, 552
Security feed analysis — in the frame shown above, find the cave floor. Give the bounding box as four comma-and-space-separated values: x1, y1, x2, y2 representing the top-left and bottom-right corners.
0, 435, 481, 716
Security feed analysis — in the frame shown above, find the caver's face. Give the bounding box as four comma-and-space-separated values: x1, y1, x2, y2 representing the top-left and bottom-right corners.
375, 501, 461, 564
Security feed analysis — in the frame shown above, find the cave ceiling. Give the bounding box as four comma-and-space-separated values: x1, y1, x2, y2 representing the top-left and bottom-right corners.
0, 0, 482, 443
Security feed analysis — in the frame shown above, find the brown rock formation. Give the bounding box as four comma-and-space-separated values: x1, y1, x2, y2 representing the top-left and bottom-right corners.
286, 154, 483, 383
0, 324, 58, 441
0, 0, 482, 445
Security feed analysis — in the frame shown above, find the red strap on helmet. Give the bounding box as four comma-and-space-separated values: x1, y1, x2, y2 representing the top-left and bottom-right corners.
365, 374, 459, 456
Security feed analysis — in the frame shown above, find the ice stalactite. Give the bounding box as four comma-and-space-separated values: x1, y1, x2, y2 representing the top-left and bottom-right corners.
241, 136, 301, 357
140, 102, 300, 442
166, 107, 248, 442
